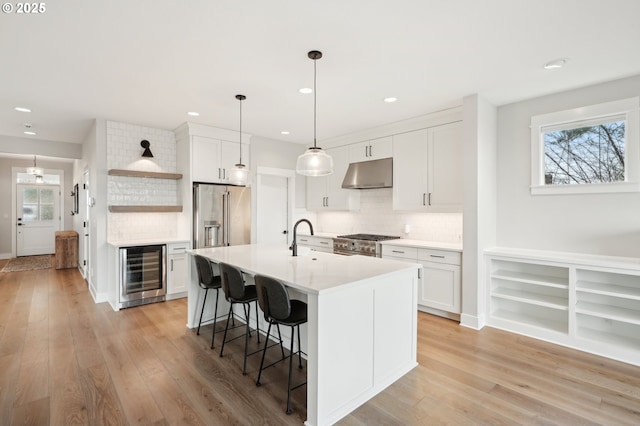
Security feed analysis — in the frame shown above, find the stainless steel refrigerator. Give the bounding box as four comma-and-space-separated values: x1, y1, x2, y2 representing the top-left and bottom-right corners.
193, 183, 251, 249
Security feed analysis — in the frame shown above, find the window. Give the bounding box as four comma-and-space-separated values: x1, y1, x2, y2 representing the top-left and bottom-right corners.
531, 97, 640, 195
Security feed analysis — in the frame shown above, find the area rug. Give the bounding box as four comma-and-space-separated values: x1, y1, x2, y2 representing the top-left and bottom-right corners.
1, 255, 52, 272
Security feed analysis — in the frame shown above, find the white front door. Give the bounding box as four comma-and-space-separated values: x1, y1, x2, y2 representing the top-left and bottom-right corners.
256, 174, 289, 245
16, 184, 61, 256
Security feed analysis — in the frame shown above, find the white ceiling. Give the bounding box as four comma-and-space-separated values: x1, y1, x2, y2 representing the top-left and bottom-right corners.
1, 0, 640, 146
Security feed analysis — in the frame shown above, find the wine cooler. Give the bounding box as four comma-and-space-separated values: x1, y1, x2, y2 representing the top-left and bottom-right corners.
118, 244, 166, 309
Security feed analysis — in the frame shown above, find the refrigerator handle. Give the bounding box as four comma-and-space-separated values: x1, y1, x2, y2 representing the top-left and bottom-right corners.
225, 191, 231, 246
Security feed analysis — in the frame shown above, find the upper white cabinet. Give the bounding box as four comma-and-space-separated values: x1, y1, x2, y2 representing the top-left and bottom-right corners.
192, 136, 250, 184
393, 121, 463, 211
348, 136, 393, 163
306, 146, 360, 211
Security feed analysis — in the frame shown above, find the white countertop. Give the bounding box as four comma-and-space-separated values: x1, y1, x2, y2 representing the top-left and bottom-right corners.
107, 238, 190, 247
190, 244, 420, 295
380, 239, 463, 252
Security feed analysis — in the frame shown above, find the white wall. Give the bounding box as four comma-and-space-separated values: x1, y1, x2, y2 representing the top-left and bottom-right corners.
496, 74, 640, 257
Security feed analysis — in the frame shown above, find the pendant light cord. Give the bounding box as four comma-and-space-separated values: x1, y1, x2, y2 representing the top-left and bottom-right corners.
313, 57, 317, 148
239, 97, 242, 164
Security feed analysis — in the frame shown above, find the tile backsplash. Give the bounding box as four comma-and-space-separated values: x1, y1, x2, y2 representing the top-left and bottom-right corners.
106, 121, 180, 241
316, 188, 463, 242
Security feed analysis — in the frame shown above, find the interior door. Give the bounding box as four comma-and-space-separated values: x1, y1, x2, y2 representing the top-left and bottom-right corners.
256, 174, 289, 245
16, 184, 61, 256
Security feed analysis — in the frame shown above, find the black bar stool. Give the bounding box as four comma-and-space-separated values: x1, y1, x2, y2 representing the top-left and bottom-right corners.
219, 262, 261, 375
254, 274, 307, 415
193, 254, 224, 349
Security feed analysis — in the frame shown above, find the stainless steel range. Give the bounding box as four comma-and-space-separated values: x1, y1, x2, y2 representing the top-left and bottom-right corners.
333, 234, 400, 257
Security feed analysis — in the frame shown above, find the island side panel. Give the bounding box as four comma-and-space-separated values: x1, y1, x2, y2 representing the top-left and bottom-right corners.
311, 268, 419, 426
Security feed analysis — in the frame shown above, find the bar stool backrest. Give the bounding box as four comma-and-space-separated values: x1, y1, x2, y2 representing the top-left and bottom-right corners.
194, 254, 218, 289
255, 274, 291, 322
220, 262, 246, 301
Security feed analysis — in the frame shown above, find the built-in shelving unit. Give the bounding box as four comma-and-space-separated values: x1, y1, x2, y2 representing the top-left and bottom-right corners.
486, 247, 640, 367
108, 169, 183, 179
107, 169, 183, 213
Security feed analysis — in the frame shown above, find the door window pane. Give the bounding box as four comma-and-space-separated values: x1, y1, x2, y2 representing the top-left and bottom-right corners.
40, 205, 54, 220
22, 206, 38, 221
40, 188, 54, 204
23, 188, 38, 203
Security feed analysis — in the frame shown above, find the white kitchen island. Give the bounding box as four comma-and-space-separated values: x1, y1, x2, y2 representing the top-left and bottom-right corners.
189, 244, 420, 426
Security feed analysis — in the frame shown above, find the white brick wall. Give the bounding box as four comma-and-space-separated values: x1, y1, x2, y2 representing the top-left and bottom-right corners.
106, 120, 180, 241
316, 188, 463, 242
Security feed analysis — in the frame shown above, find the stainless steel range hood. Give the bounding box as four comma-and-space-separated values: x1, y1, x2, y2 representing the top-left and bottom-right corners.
341, 157, 393, 189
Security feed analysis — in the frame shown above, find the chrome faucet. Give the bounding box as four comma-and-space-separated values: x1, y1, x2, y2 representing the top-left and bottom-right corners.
290, 219, 314, 256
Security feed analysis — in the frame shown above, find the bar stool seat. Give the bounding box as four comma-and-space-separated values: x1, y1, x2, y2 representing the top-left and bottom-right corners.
255, 274, 307, 415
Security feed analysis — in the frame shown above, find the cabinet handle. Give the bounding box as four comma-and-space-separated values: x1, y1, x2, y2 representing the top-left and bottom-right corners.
392, 250, 405, 254
300, 238, 308, 242
320, 241, 329, 245
369, 145, 373, 157
218, 168, 221, 179
365, 146, 369, 157
430, 254, 445, 259
422, 193, 426, 206
428, 193, 432, 206
171, 259, 174, 271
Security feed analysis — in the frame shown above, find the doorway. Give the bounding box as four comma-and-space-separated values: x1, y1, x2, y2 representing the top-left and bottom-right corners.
256, 167, 295, 245
16, 184, 61, 256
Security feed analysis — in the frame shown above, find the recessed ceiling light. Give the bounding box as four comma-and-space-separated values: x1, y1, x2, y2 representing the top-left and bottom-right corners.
299, 88, 313, 94
543, 58, 567, 70
187, 111, 200, 117
383, 97, 398, 103
281, 131, 290, 135
24, 131, 37, 136
15, 107, 31, 112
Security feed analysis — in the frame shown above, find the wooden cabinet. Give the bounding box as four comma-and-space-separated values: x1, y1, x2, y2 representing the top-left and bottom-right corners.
192, 136, 249, 183
306, 146, 360, 211
382, 244, 461, 318
392, 121, 463, 211
348, 136, 393, 163
167, 242, 189, 299
297, 235, 334, 253
486, 247, 640, 367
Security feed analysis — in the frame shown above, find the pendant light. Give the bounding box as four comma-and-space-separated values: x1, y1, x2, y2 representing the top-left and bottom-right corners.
26, 155, 43, 176
296, 50, 334, 176
228, 94, 249, 186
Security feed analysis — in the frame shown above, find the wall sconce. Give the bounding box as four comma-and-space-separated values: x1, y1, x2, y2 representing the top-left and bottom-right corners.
141, 140, 153, 157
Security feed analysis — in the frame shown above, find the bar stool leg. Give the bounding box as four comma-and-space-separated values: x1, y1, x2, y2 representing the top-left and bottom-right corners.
220, 307, 234, 357
197, 288, 208, 335
297, 324, 303, 369
210, 288, 220, 349
255, 300, 261, 343
276, 324, 285, 359
242, 302, 251, 375
256, 321, 273, 386
286, 325, 295, 414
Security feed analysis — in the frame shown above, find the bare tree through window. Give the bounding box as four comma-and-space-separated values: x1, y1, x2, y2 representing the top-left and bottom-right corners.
544, 120, 625, 185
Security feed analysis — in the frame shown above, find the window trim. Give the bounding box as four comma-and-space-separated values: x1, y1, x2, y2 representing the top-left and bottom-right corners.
530, 97, 640, 195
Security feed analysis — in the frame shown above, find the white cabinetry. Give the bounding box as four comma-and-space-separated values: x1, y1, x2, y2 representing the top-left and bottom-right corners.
486, 247, 640, 367
393, 121, 463, 211
306, 146, 360, 211
167, 242, 189, 299
348, 136, 393, 163
382, 244, 461, 319
297, 235, 334, 253
192, 136, 249, 183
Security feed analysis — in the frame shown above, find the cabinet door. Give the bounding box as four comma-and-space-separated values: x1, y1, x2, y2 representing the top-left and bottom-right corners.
326, 146, 360, 210
348, 136, 393, 163
428, 122, 463, 210
392, 129, 428, 210
168, 253, 188, 295
192, 136, 221, 183
220, 141, 240, 182
306, 174, 327, 211
420, 261, 461, 313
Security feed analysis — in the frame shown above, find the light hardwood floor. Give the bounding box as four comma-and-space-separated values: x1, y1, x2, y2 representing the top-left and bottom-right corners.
1, 261, 639, 425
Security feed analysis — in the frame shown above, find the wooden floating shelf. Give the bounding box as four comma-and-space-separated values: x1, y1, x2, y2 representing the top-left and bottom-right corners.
108, 169, 183, 180
108, 205, 183, 213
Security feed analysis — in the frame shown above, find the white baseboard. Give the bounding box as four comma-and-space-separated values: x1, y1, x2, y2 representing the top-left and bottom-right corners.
0, 253, 12, 260
460, 313, 484, 330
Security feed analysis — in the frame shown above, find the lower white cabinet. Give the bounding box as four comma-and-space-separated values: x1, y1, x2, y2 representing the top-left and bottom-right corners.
297, 235, 334, 253
167, 242, 189, 299
486, 247, 640, 367
382, 244, 461, 318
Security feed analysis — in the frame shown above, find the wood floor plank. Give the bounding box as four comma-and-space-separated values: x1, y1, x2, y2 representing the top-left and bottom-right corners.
49, 346, 89, 425
80, 362, 128, 425
11, 396, 50, 425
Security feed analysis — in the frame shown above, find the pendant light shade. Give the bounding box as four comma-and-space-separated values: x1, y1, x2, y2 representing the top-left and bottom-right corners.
228, 94, 249, 186
296, 50, 334, 176
26, 155, 43, 176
